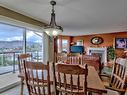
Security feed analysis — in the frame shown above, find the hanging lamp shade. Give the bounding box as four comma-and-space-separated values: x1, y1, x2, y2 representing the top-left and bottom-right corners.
45, 1, 63, 37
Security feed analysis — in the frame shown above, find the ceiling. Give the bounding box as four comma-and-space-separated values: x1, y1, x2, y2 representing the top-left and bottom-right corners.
0, 0, 127, 36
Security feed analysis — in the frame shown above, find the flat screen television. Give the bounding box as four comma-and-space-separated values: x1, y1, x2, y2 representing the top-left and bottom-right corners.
70, 46, 84, 53
115, 38, 127, 49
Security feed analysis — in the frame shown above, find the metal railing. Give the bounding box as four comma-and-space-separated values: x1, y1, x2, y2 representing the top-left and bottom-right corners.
0, 51, 43, 75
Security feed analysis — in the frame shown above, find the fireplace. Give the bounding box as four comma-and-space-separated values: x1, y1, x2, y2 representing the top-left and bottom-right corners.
87, 47, 107, 63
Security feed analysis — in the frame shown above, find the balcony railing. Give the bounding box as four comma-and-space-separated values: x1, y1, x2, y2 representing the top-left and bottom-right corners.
0, 51, 43, 75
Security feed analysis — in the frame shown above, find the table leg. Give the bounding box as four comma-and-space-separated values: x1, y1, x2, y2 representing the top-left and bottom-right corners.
88, 92, 92, 95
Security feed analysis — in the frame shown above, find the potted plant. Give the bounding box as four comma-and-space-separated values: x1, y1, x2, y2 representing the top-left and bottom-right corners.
107, 46, 115, 62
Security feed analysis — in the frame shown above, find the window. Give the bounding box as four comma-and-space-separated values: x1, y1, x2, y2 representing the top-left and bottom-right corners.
57, 38, 69, 53
0, 23, 44, 74
62, 39, 68, 53
0, 23, 24, 53
26, 30, 43, 62
0, 23, 24, 74
57, 39, 61, 53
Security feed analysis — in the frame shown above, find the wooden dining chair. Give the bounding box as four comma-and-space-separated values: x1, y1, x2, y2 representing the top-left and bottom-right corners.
56, 53, 68, 63
17, 53, 32, 95
100, 62, 127, 95
23, 61, 51, 95
82, 55, 102, 74
67, 53, 82, 64
53, 63, 88, 95
68, 53, 81, 56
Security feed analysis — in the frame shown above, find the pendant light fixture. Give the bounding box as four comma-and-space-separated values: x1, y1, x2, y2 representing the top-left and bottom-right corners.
45, 0, 63, 37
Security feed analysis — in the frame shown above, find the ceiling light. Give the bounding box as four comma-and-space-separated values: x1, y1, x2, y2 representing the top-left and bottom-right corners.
45, 0, 63, 37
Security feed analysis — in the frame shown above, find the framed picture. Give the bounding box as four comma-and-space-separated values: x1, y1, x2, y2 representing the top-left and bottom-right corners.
91, 36, 103, 45
76, 40, 84, 46
115, 38, 126, 49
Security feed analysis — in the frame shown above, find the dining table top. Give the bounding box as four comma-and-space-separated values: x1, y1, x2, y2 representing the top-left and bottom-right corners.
50, 63, 107, 94
86, 66, 107, 93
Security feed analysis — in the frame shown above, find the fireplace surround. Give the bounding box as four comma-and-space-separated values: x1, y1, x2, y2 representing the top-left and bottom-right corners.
87, 47, 107, 63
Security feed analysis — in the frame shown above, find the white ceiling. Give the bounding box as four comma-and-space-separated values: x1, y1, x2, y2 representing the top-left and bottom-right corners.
1, 0, 127, 36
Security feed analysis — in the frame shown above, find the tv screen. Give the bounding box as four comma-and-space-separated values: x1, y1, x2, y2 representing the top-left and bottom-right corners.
71, 46, 84, 53
115, 38, 127, 49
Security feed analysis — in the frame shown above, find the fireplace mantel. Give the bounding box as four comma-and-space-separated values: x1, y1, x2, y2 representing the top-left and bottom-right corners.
87, 47, 107, 63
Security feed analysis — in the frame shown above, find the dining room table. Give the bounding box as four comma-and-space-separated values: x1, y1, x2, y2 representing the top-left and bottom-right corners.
86, 66, 107, 94
50, 63, 107, 95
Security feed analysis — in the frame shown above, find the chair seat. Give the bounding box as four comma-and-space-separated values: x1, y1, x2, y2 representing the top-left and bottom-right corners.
105, 86, 126, 93
102, 81, 126, 94
103, 81, 110, 87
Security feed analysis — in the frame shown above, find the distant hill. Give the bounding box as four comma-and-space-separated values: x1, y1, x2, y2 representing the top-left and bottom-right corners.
0, 41, 22, 48
0, 41, 41, 49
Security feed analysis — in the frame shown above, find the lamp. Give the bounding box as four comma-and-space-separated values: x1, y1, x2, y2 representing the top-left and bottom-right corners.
45, 0, 63, 37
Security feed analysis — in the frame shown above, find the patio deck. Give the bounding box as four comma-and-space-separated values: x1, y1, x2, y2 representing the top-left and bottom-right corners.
0, 71, 20, 93
0, 65, 18, 75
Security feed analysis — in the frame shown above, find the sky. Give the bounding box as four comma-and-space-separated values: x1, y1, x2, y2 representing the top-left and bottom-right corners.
0, 23, 42, 43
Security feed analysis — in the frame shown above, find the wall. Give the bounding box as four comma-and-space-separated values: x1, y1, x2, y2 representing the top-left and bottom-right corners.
0, 6, 46, 27
70, 32, 127, 57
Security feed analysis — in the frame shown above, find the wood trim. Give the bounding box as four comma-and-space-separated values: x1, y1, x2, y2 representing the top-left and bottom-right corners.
0, 6, 47, 27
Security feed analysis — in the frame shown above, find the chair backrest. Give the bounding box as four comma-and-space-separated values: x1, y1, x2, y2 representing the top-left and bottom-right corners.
82, 55, 101, 73
115, 57, 127, 66
17, 53, 32, 76
23, 61, 51, 95
54, 63, 88, 95
68, 53, 81, 56
56, 53, 67, 63
110, 62, 127, 90
67, 54, 82, 64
